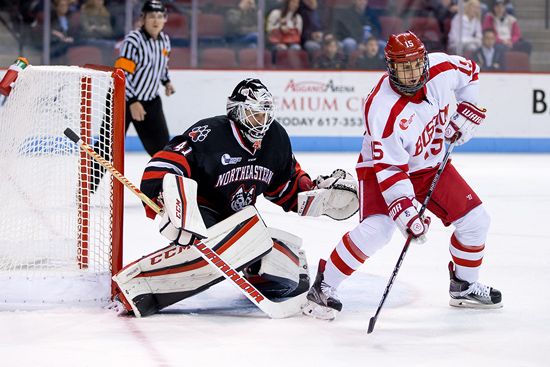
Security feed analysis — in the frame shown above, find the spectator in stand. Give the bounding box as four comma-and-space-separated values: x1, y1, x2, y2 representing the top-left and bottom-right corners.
332, 0, 380, 54
266, 0, 303, 50
226, 0, 258, 48
448, 0, 482, 53
424, 0, 458, 39
313, 37, 346, 69
354, 36, 385, 70
480, 0, 514, 18
51, 0, 76, 60
80, 0, 114, 40
472, 28, 505, 71
107, 0, 142, 39
298, 0, 323, 53
483, 0, 531, 54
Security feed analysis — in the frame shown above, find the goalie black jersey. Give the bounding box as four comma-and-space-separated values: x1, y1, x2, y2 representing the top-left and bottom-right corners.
140, 115, 311, 221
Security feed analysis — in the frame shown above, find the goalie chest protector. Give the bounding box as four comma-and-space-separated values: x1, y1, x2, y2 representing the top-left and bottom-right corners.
141, 116, 300, 221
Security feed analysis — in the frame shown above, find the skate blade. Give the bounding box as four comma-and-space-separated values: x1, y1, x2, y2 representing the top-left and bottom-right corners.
449, 298, 503, 309
302, 300, 336, 320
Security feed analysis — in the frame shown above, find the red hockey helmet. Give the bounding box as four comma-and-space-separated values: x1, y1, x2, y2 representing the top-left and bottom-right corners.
384, 31, 429, 95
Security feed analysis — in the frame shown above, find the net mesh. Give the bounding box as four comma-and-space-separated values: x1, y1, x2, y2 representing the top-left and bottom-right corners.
0, 65, 120, 305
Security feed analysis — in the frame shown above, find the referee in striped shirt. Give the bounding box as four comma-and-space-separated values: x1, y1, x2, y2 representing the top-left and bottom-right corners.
114, 0, 174, 156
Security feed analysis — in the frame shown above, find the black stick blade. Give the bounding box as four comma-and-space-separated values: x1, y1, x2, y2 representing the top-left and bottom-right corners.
367, 316, 377, 334
63, 128, 80, 143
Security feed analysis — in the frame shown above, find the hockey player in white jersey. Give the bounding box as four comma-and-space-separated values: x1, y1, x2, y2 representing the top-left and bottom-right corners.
302, 31, 502, 320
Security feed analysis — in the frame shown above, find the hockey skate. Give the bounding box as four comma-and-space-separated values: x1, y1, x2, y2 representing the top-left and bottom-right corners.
448, 261, 502, 309
302, 260, 342, 320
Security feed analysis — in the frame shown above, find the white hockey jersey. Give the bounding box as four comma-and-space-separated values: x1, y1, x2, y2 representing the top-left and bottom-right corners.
358, 52, 480, 206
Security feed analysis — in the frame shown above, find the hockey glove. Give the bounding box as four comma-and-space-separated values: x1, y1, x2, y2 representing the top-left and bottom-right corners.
444, 102, 486, 146
297, 169, 359, 220
388, 197, 431, 244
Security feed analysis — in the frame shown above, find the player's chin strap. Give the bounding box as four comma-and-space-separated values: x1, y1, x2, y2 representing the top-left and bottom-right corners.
64, 127, 307, 319
297, 169, 359, 220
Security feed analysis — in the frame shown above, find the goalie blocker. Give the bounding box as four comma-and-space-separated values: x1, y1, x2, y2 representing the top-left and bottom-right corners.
113, 175, 309, 317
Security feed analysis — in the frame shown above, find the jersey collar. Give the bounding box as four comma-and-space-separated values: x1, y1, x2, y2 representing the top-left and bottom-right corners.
229, 119, 257, 156
389, 81, 427, 104
140, 27, 152, 39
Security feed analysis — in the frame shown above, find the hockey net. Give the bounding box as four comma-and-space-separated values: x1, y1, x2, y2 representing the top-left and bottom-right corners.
0, 65, 124, 307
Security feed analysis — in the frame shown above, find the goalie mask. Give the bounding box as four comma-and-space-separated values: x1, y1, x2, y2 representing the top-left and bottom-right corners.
384, 31, 429, 95
227, 78, 275, 147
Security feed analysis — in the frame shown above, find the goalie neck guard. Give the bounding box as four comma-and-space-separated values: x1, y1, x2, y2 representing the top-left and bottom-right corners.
226, 78, 275, 147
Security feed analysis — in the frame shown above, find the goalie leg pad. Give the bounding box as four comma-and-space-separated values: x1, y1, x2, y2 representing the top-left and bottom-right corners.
113, 207, 272, 317
245, 228, 310, 299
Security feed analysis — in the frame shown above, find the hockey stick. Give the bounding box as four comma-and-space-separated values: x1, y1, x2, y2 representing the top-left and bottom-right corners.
63, 127, 307, 319
367, 140, 458, 334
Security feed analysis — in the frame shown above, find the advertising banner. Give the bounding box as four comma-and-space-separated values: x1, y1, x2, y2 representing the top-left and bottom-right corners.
152, 70, 550, 152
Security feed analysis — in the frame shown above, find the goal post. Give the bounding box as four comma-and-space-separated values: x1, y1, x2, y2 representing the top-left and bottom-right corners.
0, 65, 125, 307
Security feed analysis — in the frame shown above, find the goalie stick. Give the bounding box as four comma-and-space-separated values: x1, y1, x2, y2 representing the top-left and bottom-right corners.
367, 139, 458, 334
63, 127, 307, 319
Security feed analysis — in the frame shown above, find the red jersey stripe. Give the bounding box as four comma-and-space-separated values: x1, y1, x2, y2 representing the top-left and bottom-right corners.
265, 179, 289, 197
382, 96, 409, 139
374, 162, 409, 173
154, 150, 191, 176
142, 170, 168, 181
429, 61, 457, 81
273, 177, 299, 206
364, 75, 387, 136
378, 171, 409, 192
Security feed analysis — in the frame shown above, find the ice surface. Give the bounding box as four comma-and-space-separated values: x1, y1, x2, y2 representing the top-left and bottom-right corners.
1, 152, 549, 367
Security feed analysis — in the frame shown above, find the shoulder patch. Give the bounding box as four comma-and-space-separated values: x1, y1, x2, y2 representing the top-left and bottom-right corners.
188, 125, 211, 142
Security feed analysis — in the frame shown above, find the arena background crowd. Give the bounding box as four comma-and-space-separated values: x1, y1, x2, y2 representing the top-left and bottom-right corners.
0, 0, 548, 72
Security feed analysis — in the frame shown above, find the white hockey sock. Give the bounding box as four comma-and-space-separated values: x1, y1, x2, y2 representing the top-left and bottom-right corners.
449, 233, 485, 283
323, 232, 368, 289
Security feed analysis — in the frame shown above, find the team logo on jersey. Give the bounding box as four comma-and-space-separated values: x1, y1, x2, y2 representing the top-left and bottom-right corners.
399, 113, 415, 130
188, 125, 211, 142
230, 185, 256, 212
221, 153, 242, 165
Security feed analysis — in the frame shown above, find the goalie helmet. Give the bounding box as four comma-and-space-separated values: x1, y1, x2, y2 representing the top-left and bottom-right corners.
384, 31, 429, 95
227, 78, 275, 146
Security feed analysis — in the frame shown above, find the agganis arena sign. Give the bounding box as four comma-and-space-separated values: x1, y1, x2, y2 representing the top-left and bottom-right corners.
152, 70, 550, 152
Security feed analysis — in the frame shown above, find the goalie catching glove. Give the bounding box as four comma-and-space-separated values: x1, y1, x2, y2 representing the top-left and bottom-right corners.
388, 196, 431, 244
297, 169, 359, 221
159, 174, 208, 246
444, 101, 486, 146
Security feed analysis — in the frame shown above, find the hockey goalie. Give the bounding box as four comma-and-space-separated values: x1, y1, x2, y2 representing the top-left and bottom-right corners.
110, 79, 359, 317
